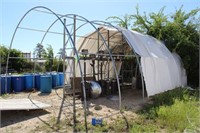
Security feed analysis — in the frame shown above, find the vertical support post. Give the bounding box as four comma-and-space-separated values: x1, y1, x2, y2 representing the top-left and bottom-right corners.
140, 57, 145, 102
92, 60, 95, 80
97, 28, 100, 81
29, 52, 36, 98
63, 18, 66, 98
33, 52, 37, 89
84, 60, 86, 81
83, 57, 88, 133
73, 15, 76, 132
135, 63, 138, 79
57, 18, 66, 125
121, 35, 124, 83
100, 62, 103, 80
107, 30, 110, 79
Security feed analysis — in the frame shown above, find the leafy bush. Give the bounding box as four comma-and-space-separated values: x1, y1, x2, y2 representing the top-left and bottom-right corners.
139, 87, 200, 132
141, 88, 198, 117
157, 99, 200, 132
130, 122, 157, 133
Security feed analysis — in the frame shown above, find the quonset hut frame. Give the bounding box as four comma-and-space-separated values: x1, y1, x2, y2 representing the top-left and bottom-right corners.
5, 6, 145, 132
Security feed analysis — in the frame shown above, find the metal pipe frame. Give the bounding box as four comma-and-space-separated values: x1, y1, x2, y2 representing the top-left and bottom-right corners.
73, 15, 76, 131
36, 13, 124, 110
5, 6, 88, 132
5, 6, 146, 132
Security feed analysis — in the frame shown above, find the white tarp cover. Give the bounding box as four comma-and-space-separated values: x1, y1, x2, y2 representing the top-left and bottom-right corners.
66, 26, 187, 96
120, 28, 187, 96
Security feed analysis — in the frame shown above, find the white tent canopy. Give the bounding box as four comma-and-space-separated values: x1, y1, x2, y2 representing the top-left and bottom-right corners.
66, 26, 187, 97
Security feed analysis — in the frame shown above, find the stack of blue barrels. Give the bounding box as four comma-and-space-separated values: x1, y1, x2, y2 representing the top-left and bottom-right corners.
0, 72, 65, 95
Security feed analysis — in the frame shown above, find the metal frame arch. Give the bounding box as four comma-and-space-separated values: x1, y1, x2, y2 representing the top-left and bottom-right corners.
63, 14, 123, 110
37, 13, 123, 109
39, 16, 74, 76
6, 6, 89, 131
5, 7, 146, 132
66, 14, 122, 109
41, 15, 146, 108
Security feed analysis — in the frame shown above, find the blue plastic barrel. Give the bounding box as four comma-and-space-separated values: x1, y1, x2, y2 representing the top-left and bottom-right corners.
52, 73, 59, 88
24, 75, 34, 90
11, 75, 25, 92
34, 74, 41, 90
58, 73, 64, 86
1, 76, 11, 94
40, 75, 52, 93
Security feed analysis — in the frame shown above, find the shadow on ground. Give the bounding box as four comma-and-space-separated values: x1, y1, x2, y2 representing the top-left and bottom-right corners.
1, 109, 50, 127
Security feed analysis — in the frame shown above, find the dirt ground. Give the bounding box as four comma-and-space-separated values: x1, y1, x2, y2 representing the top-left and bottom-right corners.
0, 87, 148, 133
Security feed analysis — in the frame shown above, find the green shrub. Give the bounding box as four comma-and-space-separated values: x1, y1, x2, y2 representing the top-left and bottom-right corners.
114, 118, 128, 132
152, 87, 193, 106
139, 87, 200, 132
130, 123, 157, 133
157, 99, 200, 132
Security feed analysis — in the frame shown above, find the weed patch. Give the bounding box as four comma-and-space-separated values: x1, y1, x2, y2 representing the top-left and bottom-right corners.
157, 99, 200, 132
138, 87, 200, 132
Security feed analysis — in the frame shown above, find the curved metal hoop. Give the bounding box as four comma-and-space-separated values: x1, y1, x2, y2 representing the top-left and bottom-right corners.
6, 7, 146, 132
5, 6, 88, 131
37, 13, 126, 109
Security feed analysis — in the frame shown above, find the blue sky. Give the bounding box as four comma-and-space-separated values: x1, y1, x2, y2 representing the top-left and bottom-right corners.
0, 0, 199, 56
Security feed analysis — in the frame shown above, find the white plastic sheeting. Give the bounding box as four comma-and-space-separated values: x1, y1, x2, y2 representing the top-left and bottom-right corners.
66, 26, 187, 96
120, 28, 187, 96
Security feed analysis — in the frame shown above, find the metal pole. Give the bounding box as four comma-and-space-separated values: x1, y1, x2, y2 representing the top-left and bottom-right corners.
73, 15, 76, 132
97, 28, 100, 81
63, 18, 66, 97
141, 57, 145, 102
121, 35, 124, 83
92, 60, 95, 80
135, 63, 138, 80
56, 18, 66, 124
107, 30, 110, 79
100, 62, 103, 81
83, 57, 88, 132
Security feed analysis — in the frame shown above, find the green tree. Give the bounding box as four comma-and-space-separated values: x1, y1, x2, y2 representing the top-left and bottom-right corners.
107, 6, 200, 87
56, 48, 66, 72
0, 45, 28, 73
132, 6, 199, 87
0, 45, 8, 64
106, 14, 134, 29
52, 58, 63, 72
34, 43, 46, 58
9, 49, 25, 72
45, 44, 54, 71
